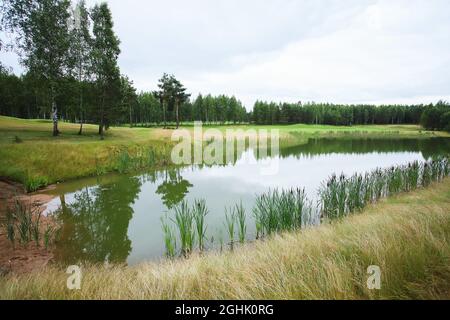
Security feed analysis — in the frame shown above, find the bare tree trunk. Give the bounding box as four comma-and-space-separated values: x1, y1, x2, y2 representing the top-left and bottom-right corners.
51, 86, 59, 137
175, 99, 180, 129
99, 91, 105, 139
162, 99, 167, 129
78, 92, 83, 135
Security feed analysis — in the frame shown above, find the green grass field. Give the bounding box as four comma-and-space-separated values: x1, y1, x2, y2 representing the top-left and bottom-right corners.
1, 179, 449, 299
0, 116, 447, 191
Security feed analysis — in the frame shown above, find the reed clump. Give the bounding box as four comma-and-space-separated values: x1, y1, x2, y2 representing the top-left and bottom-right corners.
253, 188, 311, 237
319, 157, 449, 220
161, 199, 210, 257
2, 198, 58, 249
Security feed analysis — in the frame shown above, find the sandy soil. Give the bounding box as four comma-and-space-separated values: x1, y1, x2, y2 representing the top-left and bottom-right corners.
0, 179, 56, 275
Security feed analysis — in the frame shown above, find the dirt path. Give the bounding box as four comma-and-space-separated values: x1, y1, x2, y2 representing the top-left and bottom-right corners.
0, 179, 56, 275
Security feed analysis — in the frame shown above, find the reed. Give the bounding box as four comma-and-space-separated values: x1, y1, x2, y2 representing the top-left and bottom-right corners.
253, 187, 312, 236
234, 201, 246, 244
192, 199, 208, 251
225, 208, 236, 248
43, 225, 55, 251
5, 207, 16, 249
15, 200, 33, 244
161, 214, 177, 258
172, 201, 196, 256
31, 211, 42, 246
319, 157, 449, 220
116, 150, 131, 174
2, 198, 56, 248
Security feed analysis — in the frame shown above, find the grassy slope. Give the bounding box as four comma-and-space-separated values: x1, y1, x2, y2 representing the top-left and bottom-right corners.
1, 116, 447, 190
0, 116, 175, 189
1, 179, 449, 300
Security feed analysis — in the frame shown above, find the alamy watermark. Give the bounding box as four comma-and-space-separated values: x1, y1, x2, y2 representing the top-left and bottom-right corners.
66, 265, 82, 290
367, 265, 381, 290
170, 122, 280, 175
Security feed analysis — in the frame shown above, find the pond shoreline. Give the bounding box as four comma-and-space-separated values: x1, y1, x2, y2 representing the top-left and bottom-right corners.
0, 179, 56, 275
1, 178, 449, 299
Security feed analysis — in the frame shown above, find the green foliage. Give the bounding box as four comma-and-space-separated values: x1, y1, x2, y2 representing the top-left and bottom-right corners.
5, 207, 16, 248
25, 176, 49, 192
43, 225, 56, 250
192, 199, 208, 251
224, 208, 236, 248
161, 214, 177, 258
420, 101, 450, 131
235, 201, 246, 244
252, 101, 428, 126
253, 188, 310, 237
172, 201, 196, 256
2, 199, 57, 248
319, 157, 449, 219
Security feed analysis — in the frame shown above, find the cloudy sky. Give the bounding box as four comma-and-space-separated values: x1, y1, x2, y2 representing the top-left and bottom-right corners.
2, 0, 450, 109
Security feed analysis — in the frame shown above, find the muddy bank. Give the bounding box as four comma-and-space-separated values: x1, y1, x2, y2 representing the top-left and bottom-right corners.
0, 179, 56, 275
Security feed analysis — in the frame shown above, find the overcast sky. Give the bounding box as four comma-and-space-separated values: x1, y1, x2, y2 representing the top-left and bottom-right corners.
2, 0, 450, 109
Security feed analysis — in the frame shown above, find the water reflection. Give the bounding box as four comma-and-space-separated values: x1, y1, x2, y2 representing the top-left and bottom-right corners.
156, 170, 193, 209
44, 137, 450, 266
54, 175, 142, 264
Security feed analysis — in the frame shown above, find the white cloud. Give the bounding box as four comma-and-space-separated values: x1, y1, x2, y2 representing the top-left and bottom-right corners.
186, 0, 450, 107
2, 0, 450, 109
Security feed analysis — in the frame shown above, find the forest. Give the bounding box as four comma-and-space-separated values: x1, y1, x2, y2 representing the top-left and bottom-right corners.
252, 100, 450, 130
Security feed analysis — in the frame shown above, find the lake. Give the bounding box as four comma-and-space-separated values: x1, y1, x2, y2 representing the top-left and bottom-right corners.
40, 137, 450, 266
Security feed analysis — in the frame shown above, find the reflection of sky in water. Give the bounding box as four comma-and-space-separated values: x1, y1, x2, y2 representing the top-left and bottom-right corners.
44, 149, 426, 265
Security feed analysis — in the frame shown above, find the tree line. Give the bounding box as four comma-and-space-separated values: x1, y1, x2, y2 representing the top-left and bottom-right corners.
134, 91, 249, 127
251, 100, 450, 130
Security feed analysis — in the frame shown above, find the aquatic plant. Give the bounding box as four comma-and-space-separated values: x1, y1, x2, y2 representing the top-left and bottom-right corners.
319, 157, 449, 220
43, 225, 56, 251
172, 201, 196, 256
2, 199, 48, 247
161, 214, 177, 258
193, 199, 208, 251
234, 201, 246, 244
15, 201, 33, 244
225, 208, 236, 248
117, 150, 131, 174
253, 187, 312, 236
31, 211, 42, 246
5, 207, 16, 248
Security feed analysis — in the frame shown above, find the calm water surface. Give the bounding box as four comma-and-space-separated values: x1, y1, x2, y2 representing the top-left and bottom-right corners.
41, 137, 450, 265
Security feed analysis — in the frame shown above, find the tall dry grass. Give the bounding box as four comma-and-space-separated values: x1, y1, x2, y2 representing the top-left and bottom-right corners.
1, 179, 449, 300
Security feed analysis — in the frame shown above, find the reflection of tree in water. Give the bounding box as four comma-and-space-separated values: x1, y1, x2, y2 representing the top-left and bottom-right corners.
54, 175, 142, 265
156, 169, 193, 209
280, 137, 450, 159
